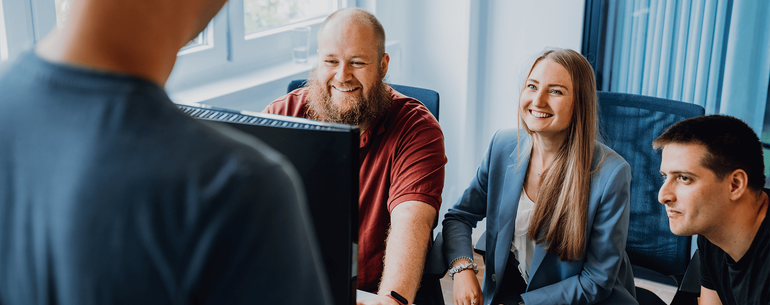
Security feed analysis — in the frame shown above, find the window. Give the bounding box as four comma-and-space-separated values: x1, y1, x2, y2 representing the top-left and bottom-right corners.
54, 0, 69, 28
583, 0, 770, 186
0, 0, 7, 61
0, 0, 356, 111
167, 0, 351, 89
0, 0, 35, 61
222, 0, 344, 65
1, 0, 351, 78
584, 0, 734, 107
244, 0, 336, 36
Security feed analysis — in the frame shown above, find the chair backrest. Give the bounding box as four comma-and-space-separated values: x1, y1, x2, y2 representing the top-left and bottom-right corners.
597, 91, 705, 277
287, 79, 440, 121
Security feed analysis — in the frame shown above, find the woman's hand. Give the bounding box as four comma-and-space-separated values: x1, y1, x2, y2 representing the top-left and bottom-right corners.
453, 269, 483, 305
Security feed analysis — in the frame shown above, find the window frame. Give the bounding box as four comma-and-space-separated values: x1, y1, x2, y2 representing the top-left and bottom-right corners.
1, 0, 35, 60
168, 0, 354, 89
0, 0, 7, 60
2, 0, 355, 81
227, 0, 348, 64
167, 5, 229, 80
30, 0, 55, 41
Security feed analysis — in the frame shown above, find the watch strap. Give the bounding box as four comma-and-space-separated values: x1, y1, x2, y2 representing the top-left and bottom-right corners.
388, 291, 408, 305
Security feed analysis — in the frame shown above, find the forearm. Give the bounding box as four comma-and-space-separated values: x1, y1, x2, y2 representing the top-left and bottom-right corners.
699, 287, 722, 305
377, 200, 436, 303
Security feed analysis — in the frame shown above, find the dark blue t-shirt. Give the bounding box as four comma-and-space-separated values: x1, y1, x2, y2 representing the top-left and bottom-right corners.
0, 51, 332, 305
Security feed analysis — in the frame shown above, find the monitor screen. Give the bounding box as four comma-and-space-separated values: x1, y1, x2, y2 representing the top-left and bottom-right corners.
177, 103, 358, 305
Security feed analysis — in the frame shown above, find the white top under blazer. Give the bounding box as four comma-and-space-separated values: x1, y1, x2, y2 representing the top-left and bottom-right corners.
511, 187, 536, 284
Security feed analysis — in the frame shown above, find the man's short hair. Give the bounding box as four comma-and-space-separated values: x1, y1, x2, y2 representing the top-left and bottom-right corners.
319, 8, 386, 59
653, 114, 766, 192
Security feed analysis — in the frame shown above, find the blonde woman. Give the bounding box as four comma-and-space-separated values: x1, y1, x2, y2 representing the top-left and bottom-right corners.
443, 48, 637, 305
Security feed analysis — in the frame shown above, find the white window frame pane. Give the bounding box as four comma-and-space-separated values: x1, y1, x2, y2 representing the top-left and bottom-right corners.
228, 0, 354, 63
0, 0, 8, 60
53, 0, 71, 29
172, 5, 229, 75
167, 4, 230, 88
1, 0, 34, 60
31, 0, 55, 42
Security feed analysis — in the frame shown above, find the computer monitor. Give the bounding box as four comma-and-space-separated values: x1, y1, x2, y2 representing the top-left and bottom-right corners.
177, 103, 358, 305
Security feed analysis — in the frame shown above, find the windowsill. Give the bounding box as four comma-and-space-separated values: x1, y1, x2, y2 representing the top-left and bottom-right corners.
167, 54, 318, 109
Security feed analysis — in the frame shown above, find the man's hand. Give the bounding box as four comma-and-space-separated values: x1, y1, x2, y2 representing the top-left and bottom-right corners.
357, 295, 402, 305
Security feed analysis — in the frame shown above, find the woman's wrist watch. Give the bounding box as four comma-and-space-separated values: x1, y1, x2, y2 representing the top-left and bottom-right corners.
447, 257, 479, 280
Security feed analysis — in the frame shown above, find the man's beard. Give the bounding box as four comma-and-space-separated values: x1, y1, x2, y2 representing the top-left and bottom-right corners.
305, 69, 392, 126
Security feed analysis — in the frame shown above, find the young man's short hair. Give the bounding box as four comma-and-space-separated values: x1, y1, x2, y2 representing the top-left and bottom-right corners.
653, 114, 766, 192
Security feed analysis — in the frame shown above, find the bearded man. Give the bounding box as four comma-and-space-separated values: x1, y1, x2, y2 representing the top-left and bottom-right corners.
264, 7, 447, 305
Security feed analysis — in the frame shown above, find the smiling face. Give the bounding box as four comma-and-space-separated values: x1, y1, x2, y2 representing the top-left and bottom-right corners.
519, 59, 575, 139
305, 16, 391, 127
658, 143, 731, 237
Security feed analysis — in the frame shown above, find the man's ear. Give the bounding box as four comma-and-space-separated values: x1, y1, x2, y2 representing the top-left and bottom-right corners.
380, 53, 390, 77
728, 169, 749, 201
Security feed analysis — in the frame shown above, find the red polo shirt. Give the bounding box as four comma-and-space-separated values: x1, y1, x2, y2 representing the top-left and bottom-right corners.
264, 87, 446, 292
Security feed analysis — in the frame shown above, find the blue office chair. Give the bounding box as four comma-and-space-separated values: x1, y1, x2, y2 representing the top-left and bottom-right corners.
286, 79, 440, 121
596, 91, 704, 305
474, 91, 704, 304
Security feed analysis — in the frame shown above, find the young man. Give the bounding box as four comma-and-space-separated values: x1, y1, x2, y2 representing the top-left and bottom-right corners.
264, 8, 447, 305
655, 115, 770, 305
0, 0, 331, 304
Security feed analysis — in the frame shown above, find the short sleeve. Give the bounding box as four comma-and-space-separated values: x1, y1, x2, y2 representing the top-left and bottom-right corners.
262, 89, 309, 117
386, 116, 446, 213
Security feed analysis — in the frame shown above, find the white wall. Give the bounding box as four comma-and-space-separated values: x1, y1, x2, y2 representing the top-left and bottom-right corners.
373, 0, 585, 239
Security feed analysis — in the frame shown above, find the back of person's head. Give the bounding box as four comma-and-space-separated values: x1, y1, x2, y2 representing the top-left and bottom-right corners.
40, 0, 229, 85
318, 8, 386, 60
653, 114, 766, 193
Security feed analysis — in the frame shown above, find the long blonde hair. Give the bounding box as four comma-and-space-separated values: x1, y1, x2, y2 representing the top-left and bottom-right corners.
522, 49, 599, 262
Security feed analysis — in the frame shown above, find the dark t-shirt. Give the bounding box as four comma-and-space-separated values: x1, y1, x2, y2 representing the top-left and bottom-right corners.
0, 51, 332, 305
700, 205, 770, 305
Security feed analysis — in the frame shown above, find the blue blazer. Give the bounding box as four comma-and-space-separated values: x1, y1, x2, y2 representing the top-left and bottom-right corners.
443, 129, 637, 304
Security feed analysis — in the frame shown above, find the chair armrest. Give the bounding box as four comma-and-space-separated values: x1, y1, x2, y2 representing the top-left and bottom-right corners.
670, 249, 701, 305
677, 249, 701, 293
423, 232, 448, 279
